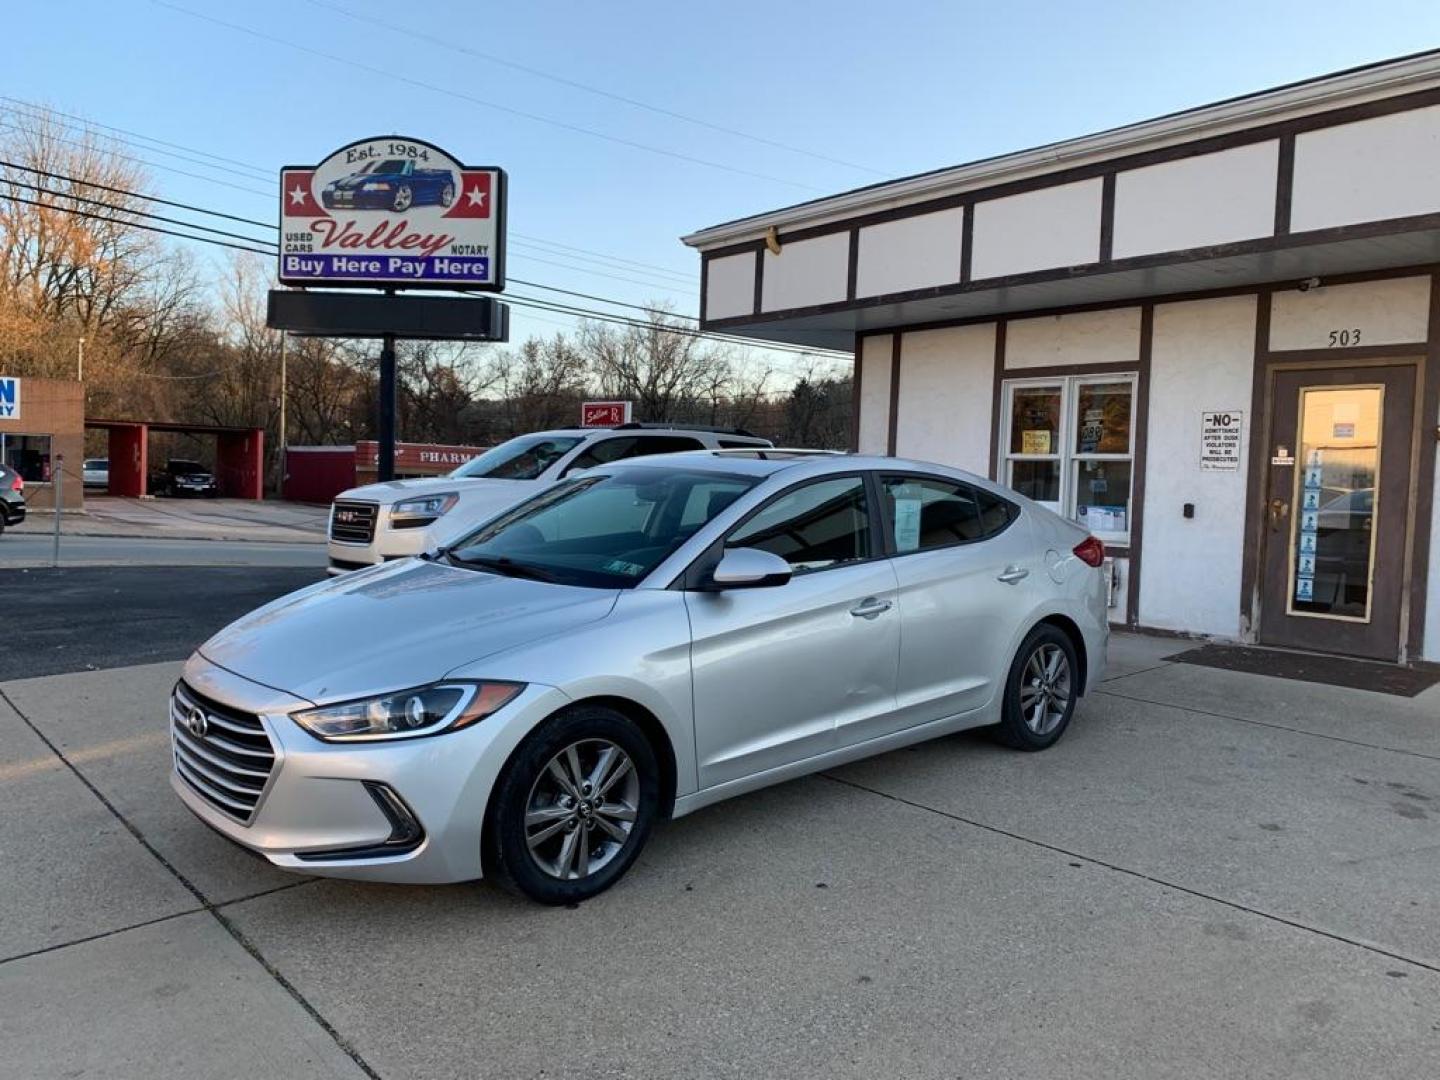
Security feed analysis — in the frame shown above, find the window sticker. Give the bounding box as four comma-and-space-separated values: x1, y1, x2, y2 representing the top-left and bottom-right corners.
893, 495, 923, 553
1295, 575, 1315, 602
601, 558, 645, 576
1301, 489, 1320, 511
1021, 430, 1052, 455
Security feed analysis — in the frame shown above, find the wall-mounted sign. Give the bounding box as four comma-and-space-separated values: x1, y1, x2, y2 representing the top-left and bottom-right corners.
1199, 410, 1242, 471
0, 376, 18, 419
279, 137, 506, 291
581, 401, 633, 427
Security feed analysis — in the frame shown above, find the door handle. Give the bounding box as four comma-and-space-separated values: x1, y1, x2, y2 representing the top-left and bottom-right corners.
997, 566, 1030, 584
1268, 498, 1289, 530
849, 597, 893, 619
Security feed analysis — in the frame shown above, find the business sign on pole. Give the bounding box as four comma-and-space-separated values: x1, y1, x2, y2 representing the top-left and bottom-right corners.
581, 401, 633, 427
279, 136, 506, 291
1200, 410, 1243, 471
0, 376, 19, 419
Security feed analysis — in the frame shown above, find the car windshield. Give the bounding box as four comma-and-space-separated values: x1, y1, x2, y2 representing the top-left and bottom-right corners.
444, 467, 757, 589
449, 434, 584, 480
376, 159, 408, 173
171, 462, 206, 475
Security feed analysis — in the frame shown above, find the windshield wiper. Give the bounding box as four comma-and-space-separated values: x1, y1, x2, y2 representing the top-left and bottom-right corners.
443, 552, 560, 583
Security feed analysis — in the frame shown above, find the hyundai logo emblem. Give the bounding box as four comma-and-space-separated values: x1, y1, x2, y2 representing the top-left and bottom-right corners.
186, 706, 209, 739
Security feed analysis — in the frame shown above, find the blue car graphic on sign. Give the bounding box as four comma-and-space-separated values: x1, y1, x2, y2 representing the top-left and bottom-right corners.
321, 158, 457, 213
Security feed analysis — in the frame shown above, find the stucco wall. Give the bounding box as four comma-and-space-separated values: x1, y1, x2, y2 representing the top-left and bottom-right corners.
704, 251, 755, 321
761, 233, 848, 313
1139, 295, 1259, 637
1268, 275, 1431, 351
893, 324, 995, 472
1005, 306, 1143, 369
856, 208, 964, 298
856, 334, 894, 455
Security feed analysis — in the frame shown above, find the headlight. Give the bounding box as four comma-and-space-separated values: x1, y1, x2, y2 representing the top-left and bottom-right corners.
291, 682, 523, 742
391, 492, 458, 526
361, 182, 392, 191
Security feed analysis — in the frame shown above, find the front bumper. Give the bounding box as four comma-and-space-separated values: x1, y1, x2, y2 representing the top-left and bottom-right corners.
171, 654, 569, 883
327, 521, 433, 575
322, 189, 392, 210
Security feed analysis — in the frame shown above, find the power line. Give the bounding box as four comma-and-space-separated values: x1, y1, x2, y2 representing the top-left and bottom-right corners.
1, 192, 274, 255
509, 236, 694, 284
0, 98, 274, 181
1, 177, 274, 246
5, 190, 848, 357
150, 0, 822, 192
303, 0, 884, 178
0, 159, 274, 228
0, 122, 272, 199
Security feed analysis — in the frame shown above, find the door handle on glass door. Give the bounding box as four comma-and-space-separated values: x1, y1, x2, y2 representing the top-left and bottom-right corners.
849, 597, 892, 619
1268, 498, 1289, 528
997, 566, 1030, 584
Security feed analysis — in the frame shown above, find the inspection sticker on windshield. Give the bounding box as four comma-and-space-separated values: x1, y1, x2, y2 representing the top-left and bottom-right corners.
602, 558, 645, 576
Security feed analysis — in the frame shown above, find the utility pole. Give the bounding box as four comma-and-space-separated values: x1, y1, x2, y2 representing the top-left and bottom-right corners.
377, 288, 397, 482
277, 332, 287, 498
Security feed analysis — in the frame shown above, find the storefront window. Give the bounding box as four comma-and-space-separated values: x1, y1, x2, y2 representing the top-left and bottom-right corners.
1003, 375, 1136, 540
0, 433, 52, 483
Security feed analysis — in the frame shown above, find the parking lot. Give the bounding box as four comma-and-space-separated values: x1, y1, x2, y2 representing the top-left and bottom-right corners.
4, 559, 1439, 1079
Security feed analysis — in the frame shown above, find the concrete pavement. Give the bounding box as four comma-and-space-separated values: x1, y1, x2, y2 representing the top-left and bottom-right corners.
1, 635, 1438, 1078
14, 496, 329, 544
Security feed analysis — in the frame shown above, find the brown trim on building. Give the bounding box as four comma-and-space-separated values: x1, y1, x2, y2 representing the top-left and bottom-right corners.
988, 320, 1007, 479
886, 333, 902, 455
1126, 303, 1155, 627
703, 210, 1440, 333
960, 202, 975, 286
1239, 289, 1274, 639
698, 255, 709, 324
1098, 173, 1117, 263
1406, 274, 1440, 658
752, 248, 765, 317
1274, 133, 1295, 237
846, 228, 860, 302
696, 84, 1440, 262
995, 360, 1144, 380
1260, 342, 1428, 363
850, 331, 864, 452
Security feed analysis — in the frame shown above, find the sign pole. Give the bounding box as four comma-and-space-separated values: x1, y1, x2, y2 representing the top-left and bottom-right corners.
51, 452, 62, 567
378, 329, 397, 482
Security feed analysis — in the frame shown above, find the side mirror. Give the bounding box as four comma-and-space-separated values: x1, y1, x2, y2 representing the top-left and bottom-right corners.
707, 547, 792, 590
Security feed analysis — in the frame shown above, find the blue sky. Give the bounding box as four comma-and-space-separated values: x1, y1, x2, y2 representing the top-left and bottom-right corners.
10, 0, 1440, 377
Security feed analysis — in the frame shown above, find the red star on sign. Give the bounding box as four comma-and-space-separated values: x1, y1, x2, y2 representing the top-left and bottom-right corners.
442, 171, 492, 218
281, 170, 326, 217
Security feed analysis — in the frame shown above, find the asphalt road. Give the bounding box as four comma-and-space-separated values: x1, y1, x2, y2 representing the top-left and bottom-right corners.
6, 566, 323, 680
0, 534, 327, 567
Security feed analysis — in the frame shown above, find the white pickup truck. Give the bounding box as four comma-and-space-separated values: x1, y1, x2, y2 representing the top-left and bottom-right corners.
326, 424, 772, 574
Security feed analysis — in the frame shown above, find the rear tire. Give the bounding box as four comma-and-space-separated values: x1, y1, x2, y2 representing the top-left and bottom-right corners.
486, 705, 659, 905
992, 624, 1079, 751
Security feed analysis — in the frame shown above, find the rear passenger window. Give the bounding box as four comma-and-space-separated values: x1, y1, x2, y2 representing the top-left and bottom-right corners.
882, 476, 1015, 553
630, 436, 704, 457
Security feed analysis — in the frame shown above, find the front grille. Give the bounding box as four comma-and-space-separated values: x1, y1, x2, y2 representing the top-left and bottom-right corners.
330, 500, 378, 543
171, 682, 277, 823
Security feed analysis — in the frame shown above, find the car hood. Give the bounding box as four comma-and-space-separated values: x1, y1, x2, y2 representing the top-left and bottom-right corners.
338, 476, 531, 506
197, 558, 618, 704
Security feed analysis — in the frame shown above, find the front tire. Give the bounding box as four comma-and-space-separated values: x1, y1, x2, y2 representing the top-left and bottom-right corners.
487, 705, 659, 905
440, 182, 454, 207
392, 185, 413, 212
993, 624, 1079, 751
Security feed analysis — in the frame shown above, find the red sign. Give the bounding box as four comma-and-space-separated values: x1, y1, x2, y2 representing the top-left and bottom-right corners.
355, 440, 485, 471
581, 401, 632, 427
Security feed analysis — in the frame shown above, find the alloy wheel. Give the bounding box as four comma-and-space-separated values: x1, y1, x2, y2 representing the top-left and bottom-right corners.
1019, 643, 1071, 735
524, 739, 639, 880
392, 186, 413, 212
440, 183, 454, 207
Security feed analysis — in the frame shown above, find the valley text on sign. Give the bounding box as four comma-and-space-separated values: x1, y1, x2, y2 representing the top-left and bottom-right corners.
0, 376, 19, 419
1200, 410, 1243, 471
279, 137, 506, 291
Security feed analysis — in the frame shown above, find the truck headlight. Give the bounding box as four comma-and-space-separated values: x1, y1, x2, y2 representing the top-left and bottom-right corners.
291, 682, 523, 742
391, 492, 458, 527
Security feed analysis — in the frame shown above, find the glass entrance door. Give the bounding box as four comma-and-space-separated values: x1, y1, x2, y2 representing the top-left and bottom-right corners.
1258, 365, 1417, 660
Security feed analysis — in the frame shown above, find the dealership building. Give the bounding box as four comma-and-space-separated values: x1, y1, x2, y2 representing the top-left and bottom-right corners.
685, 51, 1440, 664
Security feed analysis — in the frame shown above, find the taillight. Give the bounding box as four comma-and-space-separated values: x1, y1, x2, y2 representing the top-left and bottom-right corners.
1073, 535, 1105, 567
9, 474, 21, 493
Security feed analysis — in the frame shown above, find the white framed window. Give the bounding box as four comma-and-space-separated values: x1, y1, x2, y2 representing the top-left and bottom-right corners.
1000, 373, 1137, 542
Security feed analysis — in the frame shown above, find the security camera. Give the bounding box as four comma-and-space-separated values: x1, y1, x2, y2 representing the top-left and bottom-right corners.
1297, 276, 1321, 292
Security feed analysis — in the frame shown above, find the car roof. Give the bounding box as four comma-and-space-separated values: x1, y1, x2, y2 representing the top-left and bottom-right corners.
606, 451, 999, 485
542, 426, 770, 442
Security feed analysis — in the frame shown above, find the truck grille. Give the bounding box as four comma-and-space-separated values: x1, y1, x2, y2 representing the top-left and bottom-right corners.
171, 682, 277, 823
330, 500, 378, 543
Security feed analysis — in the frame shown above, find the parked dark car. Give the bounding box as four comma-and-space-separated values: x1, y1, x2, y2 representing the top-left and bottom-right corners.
0, 463, 25, 534
150, 459, 219, 498
321, 158, 456, 213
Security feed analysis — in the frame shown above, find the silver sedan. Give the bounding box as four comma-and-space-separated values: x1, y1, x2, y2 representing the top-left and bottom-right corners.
171, 452, 1109, 904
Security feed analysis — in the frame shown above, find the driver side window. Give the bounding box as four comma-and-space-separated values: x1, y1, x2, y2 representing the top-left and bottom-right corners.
727, 476, 871, 575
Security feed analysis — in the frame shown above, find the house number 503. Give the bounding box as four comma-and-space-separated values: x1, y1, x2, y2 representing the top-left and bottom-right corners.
1328, 328, 1361, 347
